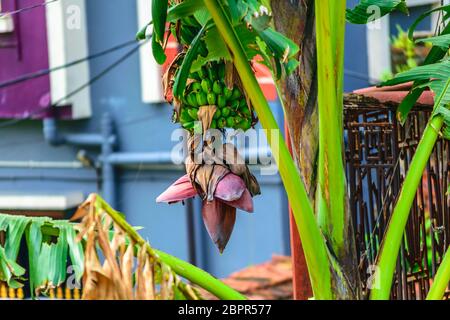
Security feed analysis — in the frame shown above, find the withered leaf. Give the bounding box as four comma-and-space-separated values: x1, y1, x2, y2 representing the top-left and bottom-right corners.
198, 105, 217, 135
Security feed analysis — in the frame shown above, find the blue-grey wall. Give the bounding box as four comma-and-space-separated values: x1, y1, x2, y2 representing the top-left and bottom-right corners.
0, 0, 382, 278
345, 0, 371, 91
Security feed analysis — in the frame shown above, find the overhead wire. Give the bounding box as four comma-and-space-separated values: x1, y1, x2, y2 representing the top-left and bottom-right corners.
0, 0, 58, 18
0, 38, 150, 130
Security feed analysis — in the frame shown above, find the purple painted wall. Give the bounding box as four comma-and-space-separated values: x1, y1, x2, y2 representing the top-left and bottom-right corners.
0, 0, 52, 119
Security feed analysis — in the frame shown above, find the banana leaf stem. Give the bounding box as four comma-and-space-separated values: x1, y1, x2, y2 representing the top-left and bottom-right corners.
426, 246, 450, 300
94, 195, 246, 300
370, 115, 444, 300
315, 0, 347, 252
202, 0, 333, 299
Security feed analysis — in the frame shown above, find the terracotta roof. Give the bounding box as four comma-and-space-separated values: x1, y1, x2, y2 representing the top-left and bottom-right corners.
350, 81, 435, 106
197, 255, 294, 300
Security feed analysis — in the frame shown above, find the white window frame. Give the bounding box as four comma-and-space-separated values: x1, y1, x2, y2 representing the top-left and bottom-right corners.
366, 0, 448, 84
0, 192, 85, 211
46, 0, 91, 119
0, 1, 14, 34
137, 0, 165, 104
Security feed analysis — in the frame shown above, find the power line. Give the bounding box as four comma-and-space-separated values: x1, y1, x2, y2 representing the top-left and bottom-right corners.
0, 39, 139, 90
0, 39, 148, 130
0, 0, 58, 18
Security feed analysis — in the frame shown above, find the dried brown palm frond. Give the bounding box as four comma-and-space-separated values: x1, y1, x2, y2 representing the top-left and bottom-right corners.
72, 194, 201, 300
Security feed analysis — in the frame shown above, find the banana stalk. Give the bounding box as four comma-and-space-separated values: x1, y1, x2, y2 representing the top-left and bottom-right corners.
93, 195, 246, 300
426, 246, 450, 300
371, 78, 450, 300
202, 0, 333, 299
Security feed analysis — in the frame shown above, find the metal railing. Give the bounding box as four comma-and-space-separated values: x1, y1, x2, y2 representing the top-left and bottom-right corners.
344, 96, 450, 300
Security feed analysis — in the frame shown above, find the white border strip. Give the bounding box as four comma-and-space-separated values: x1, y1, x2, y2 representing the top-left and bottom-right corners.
137, 0, 164, 103
0, 192, 85, 210
46, 0, 91, 118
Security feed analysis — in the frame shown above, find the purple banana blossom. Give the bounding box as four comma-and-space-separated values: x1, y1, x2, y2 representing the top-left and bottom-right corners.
157, 173, 254, 252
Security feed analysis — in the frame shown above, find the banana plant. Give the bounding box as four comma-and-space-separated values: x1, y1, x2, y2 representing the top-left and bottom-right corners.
0, 195, 245, 300
140, 0, 450, 300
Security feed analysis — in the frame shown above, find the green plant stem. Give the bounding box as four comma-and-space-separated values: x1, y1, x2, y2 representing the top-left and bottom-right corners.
370, 115, 444, 300
154, 249, 245, 300
315, 0, 347, 253
202, 0, 333, 299
94, 195, 246, 300
427, 246, 450, 300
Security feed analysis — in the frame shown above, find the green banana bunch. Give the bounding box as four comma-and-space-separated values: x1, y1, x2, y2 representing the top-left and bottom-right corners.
177, 61, 254, 132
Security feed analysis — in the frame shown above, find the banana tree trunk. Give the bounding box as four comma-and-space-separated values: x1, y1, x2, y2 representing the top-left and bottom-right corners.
272, 0, 318, 197
272, 0, 361, 299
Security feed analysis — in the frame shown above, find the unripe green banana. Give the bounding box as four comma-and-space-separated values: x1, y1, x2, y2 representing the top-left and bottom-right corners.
217, 63, 226, 79
237, 118, 251, 131
207, 68, 217, 81
217, 95, 227, 108
182, 121, 194, 130
196, 92, 207, 106
186, 93, 198, 107
187, 108, 198, 120
240, 107, 251, 118
230, 100, 240, 110
191, 82, 202, 92
180, 109, 194, 123
226, 116, 235, 128
234, 115, 243, 124
213, 81, 222, 95
223, 87, 233, 100
231, 87, 242, 100
213, 109, 222, 120
210, 119, 217, 129
218, 117, 227, 129
221, 107, 231, 118
201, 79, 212, 93
207, 93, 216, 105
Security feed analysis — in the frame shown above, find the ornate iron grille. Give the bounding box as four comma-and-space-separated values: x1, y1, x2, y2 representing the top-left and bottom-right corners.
344, 95, 450, 300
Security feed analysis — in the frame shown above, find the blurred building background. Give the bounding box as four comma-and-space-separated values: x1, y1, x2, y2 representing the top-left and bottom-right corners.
0, 0, 444, 278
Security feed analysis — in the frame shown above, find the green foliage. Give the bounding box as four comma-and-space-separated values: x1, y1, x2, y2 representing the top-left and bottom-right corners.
382, 59, 450, 122
408, 5, 450, 40
152, 0, 168, 43
167, 0, 205, 22
392, 5, 450, 123
173, 24, 208, 98
346, 0, 408, 24
141, 0, 300, 99
392, 26, 420, 71
151, 0, 169, 64
416, 34, 450, 50
0, 214, 84, 295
